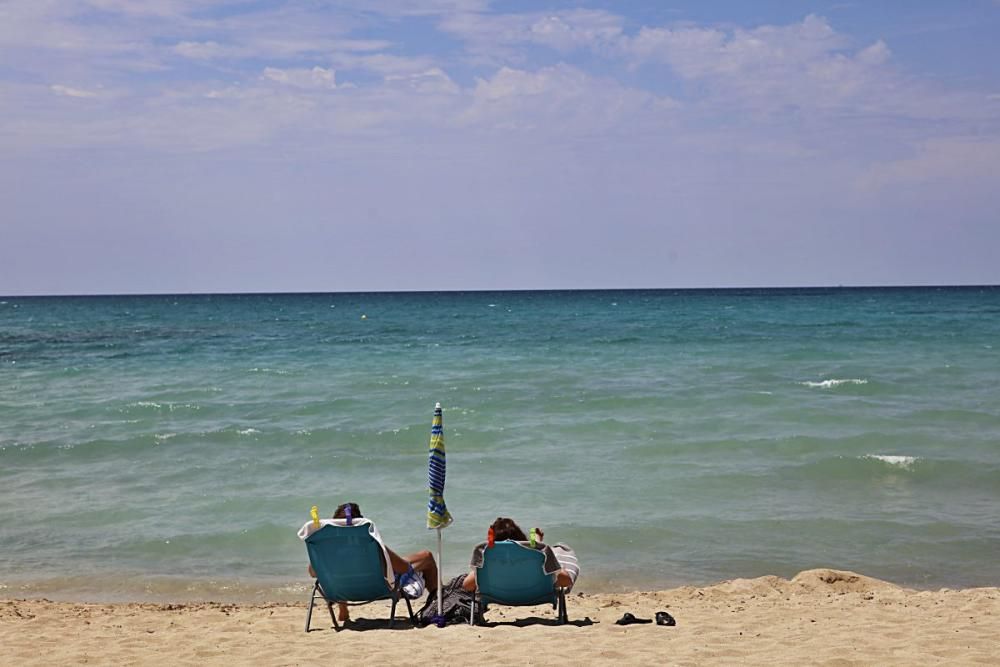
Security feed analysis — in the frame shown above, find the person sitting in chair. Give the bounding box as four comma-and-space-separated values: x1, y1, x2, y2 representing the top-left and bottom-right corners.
461, 516, 579, 592
307, 502, 438, 622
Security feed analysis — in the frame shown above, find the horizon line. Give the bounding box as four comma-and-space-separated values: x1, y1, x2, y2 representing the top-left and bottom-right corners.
2, 282, 999, 299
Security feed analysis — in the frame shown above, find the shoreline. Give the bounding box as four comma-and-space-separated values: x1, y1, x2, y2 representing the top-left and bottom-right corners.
3, 566, 989, 606
4, 569, 997, 665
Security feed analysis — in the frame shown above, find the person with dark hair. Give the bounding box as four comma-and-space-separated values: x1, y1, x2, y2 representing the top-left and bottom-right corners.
489, 516, 527, 542
307, 502, 438, 623
462, 516, 579, 592
332, 502, 361, 521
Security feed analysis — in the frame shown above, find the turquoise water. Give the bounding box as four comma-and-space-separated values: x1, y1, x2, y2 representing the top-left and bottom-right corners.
1, 288, 998, 601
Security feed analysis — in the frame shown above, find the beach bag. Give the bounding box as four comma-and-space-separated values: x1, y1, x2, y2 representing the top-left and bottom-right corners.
416, 575, 474, 626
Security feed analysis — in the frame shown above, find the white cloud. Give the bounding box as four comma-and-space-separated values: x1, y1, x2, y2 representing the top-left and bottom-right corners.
262, 66, 336, 90
625, 15, 846, 77
344, 0, 489, 17
525, 11, 624, 52
439, 9, 623, 63
331, 52, 441, 78
385, 68, 459, 95
617, 15, 984, 126
0, 6, 995, 173
173, 41, 233, 60
461, 64, 675, 132
437, 12, 954, 127
856, 40, 890, 65
83, 0, 214, 18
51, 84, 99, 98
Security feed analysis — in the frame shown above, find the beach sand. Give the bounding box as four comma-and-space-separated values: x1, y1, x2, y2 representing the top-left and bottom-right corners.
2, 570, 997, 666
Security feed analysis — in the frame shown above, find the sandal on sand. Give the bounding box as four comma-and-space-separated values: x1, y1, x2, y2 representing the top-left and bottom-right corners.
615, 612, 652, 625
655, 611, 676, 626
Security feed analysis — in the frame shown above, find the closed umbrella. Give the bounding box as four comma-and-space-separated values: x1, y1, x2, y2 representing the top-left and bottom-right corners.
426, 402, 452, 626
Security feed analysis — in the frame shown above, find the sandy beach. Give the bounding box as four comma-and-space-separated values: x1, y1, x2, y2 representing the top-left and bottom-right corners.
3, 569, 997, 666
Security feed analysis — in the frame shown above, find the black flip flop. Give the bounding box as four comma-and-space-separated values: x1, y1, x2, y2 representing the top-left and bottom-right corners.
615, 612, 652, 625
655, 611, 676, 626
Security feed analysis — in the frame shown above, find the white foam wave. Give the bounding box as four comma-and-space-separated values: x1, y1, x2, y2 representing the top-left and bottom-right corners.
125, 401, 200, 412
248, 367, 290, 375
154, 433, 177, 442
863, 454, 918, 469
800, 378, 868, 388
238, 428, 260, 435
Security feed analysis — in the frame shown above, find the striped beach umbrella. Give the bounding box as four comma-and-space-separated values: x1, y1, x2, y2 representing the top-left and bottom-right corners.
426, 402, 451, 626
427, 402, 453, 530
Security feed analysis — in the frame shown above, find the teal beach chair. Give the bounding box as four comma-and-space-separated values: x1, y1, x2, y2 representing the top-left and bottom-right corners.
304, 523, 416, 631
469, 540, 568, 625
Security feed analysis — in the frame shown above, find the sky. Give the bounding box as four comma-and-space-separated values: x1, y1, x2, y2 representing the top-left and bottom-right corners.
1, 0, 999, 295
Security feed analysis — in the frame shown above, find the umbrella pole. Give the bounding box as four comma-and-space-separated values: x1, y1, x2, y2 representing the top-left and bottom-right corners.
435, 527, 444, 627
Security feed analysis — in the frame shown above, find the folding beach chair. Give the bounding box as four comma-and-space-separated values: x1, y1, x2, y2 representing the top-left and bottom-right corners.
304, 523, 416, 632
469, 540, 568, 625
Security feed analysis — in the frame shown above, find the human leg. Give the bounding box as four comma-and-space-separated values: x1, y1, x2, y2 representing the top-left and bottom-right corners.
309, 564, 351, 621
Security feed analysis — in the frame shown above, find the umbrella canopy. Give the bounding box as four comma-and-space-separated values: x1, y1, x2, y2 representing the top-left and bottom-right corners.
427, 402, 453, 530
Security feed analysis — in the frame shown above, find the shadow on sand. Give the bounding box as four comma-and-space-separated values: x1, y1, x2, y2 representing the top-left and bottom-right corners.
307, 615, 594, 631
474, 616, 594, 628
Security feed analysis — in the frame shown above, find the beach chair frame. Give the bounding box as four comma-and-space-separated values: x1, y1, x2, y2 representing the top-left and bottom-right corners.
304, 524, 416, 632
469, 540, 569, 626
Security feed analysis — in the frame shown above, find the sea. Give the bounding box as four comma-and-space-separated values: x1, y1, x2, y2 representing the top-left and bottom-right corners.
1, 287, 998, 602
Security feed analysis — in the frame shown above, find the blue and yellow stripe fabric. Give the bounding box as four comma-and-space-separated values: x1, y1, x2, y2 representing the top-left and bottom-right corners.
427, 403, 453, 530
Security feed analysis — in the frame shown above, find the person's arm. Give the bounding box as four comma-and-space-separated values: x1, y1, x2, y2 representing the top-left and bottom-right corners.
536, 528, 574, 589
462, 569, 477, 592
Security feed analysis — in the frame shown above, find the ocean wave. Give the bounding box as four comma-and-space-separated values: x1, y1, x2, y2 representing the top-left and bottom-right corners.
862, 454, 918, 469
773, 454, 1000, 489
237, 428, 260, 435
799, 378, 869, 388
121, 401, 202, 412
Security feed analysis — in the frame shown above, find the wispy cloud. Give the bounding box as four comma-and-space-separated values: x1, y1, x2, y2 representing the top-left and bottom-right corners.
50, 84, 100, 98
2, 3, 999, 293
461, 64, 675, 132
172, 40, 232, 60
262, 66, 336, 89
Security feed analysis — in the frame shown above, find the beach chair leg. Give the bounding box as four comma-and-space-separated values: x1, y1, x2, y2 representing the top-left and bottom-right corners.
470, 595, 487, 626
558, 590, 568, 625
305, 582, 318, 632
404, 595, 415, 625
327, 601, 341, 631
389, 595, 398, 629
